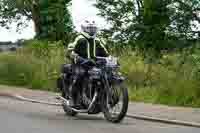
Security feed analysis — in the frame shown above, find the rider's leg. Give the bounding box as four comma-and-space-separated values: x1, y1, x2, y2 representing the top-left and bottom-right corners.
68, 75, 78, 107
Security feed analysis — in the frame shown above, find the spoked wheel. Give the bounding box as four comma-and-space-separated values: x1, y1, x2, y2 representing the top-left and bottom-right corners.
103, 82, 129, 123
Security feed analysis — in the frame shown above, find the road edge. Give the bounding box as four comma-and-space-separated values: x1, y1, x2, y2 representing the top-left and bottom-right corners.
126, 114, 200, 128
0, 92, 200, 128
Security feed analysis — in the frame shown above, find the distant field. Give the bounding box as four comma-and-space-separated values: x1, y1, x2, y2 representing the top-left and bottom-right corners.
0, 41, 22, 52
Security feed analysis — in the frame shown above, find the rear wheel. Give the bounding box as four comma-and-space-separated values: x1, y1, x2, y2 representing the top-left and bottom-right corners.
62, 87, 78, 116
103, 82, 129, 123
62, 101, 78, 116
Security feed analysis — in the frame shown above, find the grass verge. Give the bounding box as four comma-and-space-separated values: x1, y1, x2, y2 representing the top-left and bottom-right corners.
0, 40, 200, 107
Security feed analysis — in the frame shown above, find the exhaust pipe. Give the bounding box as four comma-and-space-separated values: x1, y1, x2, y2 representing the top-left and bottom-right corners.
57, 91, 98, 114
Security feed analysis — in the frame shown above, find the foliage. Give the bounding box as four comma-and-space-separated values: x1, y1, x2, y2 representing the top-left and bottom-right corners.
0, 0, 74, 41
0, 40, 66, 90
0, 0, 33, 30
95, 0, 200, 56
1, 40, 200, 107
40, 0, 74, 41
0, 0, 200, 108
119, 47, 200, 107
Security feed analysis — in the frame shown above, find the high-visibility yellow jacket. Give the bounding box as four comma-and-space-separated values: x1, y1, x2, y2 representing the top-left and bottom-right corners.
68, 34, 109, 59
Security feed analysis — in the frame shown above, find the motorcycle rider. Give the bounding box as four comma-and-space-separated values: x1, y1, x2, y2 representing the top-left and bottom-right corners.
67, 19, 109, 106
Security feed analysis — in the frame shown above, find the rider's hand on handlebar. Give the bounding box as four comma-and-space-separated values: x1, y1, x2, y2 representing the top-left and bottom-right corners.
70, 52, 81, 64
71, 52, 78, 59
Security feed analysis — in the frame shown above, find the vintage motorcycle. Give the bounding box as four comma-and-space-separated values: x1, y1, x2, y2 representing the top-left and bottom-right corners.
57, 56, 129, 123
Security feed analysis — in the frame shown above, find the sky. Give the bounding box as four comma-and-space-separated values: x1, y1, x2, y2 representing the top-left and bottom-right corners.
0, 0, 106, 42
72, 0, 108, 31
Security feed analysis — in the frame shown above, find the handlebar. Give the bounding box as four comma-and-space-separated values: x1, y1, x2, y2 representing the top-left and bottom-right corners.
80, 58, 96, 66
73, 54, 117, 68
76, 56, 107, 67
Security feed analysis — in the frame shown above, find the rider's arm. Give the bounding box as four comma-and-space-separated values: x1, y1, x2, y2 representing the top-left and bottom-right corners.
68, 36, 85, 59
96, 39, 109, 57
68, 37, 80, 59
67, 37, 88, 63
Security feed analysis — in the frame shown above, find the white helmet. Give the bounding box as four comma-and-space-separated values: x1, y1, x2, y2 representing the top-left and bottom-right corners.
81, 19, 98, 38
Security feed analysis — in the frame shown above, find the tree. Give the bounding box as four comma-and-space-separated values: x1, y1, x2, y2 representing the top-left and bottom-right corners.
0, 0, 40, 32
40, 0, 73, 40
95, 0, 134, 46
95, 0, 200, 51
167, 0, 200, 38
0, 0, 74, 41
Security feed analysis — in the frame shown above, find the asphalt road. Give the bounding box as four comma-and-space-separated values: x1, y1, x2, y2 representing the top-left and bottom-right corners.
0, 97, 199, 133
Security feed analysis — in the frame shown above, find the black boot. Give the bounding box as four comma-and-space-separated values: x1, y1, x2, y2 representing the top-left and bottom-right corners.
68, 76, 78, 107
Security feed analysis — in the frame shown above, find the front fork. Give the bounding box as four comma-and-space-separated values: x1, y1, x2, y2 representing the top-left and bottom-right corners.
102, 74, 113, 106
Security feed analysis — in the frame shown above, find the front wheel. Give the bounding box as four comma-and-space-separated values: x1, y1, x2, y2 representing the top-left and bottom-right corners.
103, 82, 129, 123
